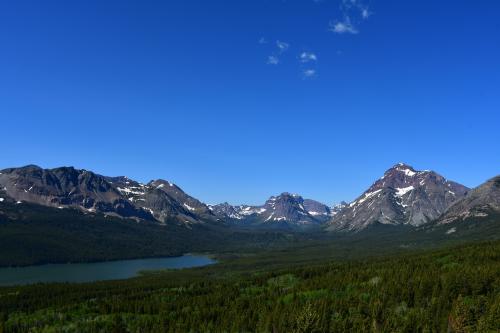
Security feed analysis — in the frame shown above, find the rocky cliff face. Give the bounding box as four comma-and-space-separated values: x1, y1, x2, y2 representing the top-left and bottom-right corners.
0, 165, 217, 225
1, 163, 485, 232
328, 163, 469, 231
209, 193, 332, 227
437, 176, 500, 224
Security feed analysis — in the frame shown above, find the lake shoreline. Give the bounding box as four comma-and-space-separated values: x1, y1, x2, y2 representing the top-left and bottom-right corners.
0, 254, 216, 287
0, 251, 198, 269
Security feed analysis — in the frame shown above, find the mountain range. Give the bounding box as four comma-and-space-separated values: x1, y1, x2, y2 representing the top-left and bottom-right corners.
1, 162, 499, 267
0, 165, 218, 226
209, 193, 333, 228
1, 163, 499, 232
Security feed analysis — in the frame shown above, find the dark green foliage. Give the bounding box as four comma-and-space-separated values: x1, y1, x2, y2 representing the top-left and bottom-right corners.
0, 201, 300, 267
0, 240, 499, 332
0, 199, 499, 331
1, 198, 500, 268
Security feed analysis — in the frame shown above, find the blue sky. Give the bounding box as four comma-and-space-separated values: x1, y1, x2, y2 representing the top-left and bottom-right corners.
1, 0, 499, 205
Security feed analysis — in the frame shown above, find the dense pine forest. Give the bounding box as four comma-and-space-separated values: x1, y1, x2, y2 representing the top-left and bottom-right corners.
0, 201, 304, 267
2, 0, 499, 331
0, 239, 499, 332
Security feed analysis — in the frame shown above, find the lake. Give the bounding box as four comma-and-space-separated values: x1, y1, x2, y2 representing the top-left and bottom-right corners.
0, 255, 215, 286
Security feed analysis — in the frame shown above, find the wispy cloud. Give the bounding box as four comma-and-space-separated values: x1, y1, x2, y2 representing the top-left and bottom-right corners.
276, 40, 290, 52
302, 69, 317, 78
329, 0, 371, 34
329, 17, 358, 34
267, 55, 279, 65
258, 0, 374, 78
299, 52, 317, 63
361, 8, 371, 19
344, 0, 372, 19
263, 40, 290, 65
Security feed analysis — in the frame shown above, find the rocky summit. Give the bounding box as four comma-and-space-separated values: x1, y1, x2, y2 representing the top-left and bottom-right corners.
1, 163, 496, 233
328, 163, 469, 231
0, 165, 218, 226
437, 175, 500, 224
209, 193, 332, 227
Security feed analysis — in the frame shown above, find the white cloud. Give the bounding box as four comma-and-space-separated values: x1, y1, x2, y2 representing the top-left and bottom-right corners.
343, 0, 372, 19
259, 37, 268, 44
263, 40, 290, 66
299, 52, 317, 63
329, 17, 358, 34
331, 0, 371, 34
302, 69, 316, 78
276, 40, 289, 52
361, 8, 371, 19
267, 55, 279, 65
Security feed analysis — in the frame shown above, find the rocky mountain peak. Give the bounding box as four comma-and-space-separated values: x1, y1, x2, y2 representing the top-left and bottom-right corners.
438, 175, 500, 224
0, 165, 219, 226
328, 164, 470, 231
208, 202, 244, 220
149, 179, 178, 190
331, 201, 348, 215
209, 193, 331, 227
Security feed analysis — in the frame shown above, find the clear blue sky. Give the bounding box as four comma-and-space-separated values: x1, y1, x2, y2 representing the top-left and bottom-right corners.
1, 0, 499, 205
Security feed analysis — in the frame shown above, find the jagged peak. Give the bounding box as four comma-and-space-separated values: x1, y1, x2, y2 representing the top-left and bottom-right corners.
51, 166, 77, 171
276, 192, 302, 198
210, 202, 231, 207
332, 201, 348, 208
392, 162, 416, 171
382, 163, 433, 179
17, 164, 43, 171
486, 175, 500, 186
149, 179, 177, 189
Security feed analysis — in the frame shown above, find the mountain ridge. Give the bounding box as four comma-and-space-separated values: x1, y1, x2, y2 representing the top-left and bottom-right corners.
437, 175, 500, 225
209, 192, 332, 228
1, 163, 497, 233
0, 165, 218, 226
327, 163, 470, 231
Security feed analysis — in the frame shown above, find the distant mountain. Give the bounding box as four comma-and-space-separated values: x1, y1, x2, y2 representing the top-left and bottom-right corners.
209, 193, 332, 227
304, 199, 331, 218
437, 176, 500, 225
110, 177, 217, 224
328, 163, 469, 231
2, 163, 499, 268
330, 201, 348, 217
0, 196, 303, 267
0, 165, 217, 226
208, 202, 245, 220
2, 163, 495, 233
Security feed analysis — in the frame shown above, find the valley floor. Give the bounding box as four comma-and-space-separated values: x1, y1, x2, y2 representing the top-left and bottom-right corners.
0, 238, 499, 332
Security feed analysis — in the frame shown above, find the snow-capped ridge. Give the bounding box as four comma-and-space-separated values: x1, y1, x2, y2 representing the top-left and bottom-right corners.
209, 193, 332, 226
329, 163, 469, 231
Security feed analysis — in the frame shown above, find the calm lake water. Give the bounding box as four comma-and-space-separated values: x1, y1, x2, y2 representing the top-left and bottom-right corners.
0, 255, 215, 286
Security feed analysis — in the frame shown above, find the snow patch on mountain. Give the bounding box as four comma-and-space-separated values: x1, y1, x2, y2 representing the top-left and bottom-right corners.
183, 203, 196, 211
396, 186, 414, 197
329, 163, 470, 231
117, 187, 145, 195
308, 211, 328, 216
446, 227, 457, 234
350, 189, 382, 207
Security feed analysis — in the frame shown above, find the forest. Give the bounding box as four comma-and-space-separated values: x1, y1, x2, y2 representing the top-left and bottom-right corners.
0, 201, 303, 267
0, 238, 499, 332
